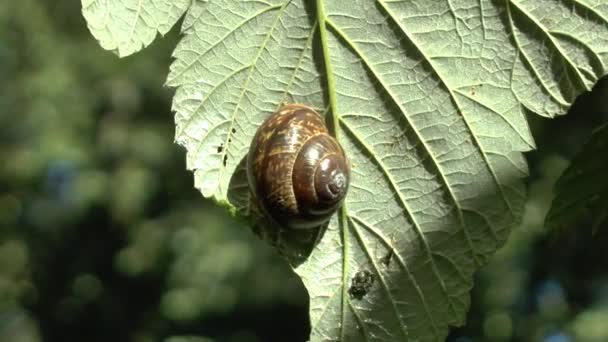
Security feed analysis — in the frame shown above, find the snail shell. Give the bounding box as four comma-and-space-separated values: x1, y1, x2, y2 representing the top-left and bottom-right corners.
247, 104, 350, 230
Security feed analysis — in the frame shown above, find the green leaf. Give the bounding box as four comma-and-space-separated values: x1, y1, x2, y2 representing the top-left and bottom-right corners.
81, 0, 189, 57
546, 122, 608, 234
83, 1, 608, 341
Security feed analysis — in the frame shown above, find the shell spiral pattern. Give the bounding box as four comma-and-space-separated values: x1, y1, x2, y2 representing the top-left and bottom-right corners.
247, 104, 350, 230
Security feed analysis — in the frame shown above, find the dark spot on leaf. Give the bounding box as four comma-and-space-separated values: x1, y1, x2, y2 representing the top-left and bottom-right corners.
217, 144, 223, 153
380, 249, 394, 268
348, 270, 375, 300
223, 155, 228, 167
541, 18, 554, 26
228, 138, 232, 143
232, 128, 236, 134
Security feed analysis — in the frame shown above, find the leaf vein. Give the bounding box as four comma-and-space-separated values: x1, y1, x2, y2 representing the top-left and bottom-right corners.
339, 117, 456, 325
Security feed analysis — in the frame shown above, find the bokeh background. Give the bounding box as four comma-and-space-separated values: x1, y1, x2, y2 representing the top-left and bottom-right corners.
1, 2, 608, 342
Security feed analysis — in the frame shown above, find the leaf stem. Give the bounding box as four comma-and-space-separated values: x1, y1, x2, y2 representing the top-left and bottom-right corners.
317, 2, 349, 340
316, 0, 339, 138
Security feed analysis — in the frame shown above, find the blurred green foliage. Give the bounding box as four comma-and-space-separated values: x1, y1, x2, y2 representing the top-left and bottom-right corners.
545, 122, 608, 235
1, 1, 307, 341
1, 1, 608, 342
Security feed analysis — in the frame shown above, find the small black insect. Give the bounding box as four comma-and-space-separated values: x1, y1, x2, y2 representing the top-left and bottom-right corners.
380, 249, 394, 268
232, 128, 236, 133
348, 270, 375, 300
217, 144, 224, 153
223, 155, 228, 166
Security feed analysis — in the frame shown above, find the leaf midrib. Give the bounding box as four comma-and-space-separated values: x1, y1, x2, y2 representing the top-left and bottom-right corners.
316, 1, 351, 341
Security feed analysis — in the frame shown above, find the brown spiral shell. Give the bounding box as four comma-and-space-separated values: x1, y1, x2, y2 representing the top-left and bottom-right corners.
247, 104, 350, 230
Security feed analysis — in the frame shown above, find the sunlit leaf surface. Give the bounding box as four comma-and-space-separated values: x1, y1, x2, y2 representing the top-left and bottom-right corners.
81, 0, 189, 57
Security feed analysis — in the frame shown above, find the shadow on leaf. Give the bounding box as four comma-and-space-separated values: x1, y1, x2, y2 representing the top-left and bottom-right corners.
227, 154, 327, 267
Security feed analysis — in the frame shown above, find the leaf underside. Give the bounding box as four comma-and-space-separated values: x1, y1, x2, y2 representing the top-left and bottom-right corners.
83, 0, 608, 341
82, 0, 190, 57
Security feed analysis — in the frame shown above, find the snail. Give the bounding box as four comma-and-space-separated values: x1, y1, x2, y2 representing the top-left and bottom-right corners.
247, 104, 350, 230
